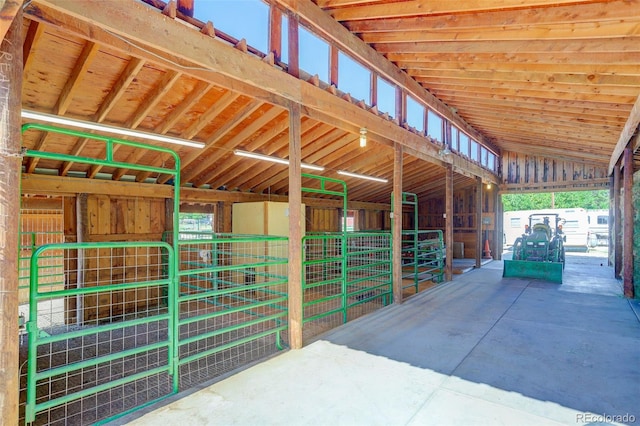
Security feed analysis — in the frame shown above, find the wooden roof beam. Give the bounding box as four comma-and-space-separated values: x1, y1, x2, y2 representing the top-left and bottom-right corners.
111, 70, 183, 180
323, 0, 605, 20
608, 94, 640, 174
272, 0, 490, 146
198, 113, 292, 187
29, 0, 495, 184
189, 106, 286, 186
343, 1, 639, 32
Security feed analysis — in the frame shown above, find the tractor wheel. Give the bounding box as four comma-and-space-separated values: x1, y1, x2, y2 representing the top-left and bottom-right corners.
512, 238, 523, 260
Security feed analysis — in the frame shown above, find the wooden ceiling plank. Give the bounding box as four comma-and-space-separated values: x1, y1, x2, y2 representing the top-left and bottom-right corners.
202, 114, 295, 188
203, 117, 318, 187
58, 56, 146, 178
396, 61, 640, 76
423, 82, 639, 104
182, 90, 241, 140
437, 93, 628, 115
326, 0, 606, 21
429, 85, 635, 105
459, 106, 625, 128
361, 20, 640, 44
372, 37, 640, 55
95, 57, 146, 122
419, 79, 640, 101
133, 80, 212, 183
111, 70, 183, 181
409, 68, 640, 88
22, 20, 45, 71
386, 51, 640, 65
223, 121, 334, 192
460, 111, 624, 133
174, 98, 264, 184
54, 41, 99, 115
344, 1, 639, 32
156, 80, 211, 134
127, 70, 182, 129
190, 107, 286, 186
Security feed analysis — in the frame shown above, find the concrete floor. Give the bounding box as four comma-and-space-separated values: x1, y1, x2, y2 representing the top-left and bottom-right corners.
117, 252, 640, 426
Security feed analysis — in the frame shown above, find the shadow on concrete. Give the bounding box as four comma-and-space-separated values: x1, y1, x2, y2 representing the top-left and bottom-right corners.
322, 253, 640, 422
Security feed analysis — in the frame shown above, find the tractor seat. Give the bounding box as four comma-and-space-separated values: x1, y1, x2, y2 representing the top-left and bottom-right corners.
531, 223, 551, 240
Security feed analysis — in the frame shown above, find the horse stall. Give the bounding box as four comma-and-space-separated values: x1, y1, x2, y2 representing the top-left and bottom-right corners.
19, 126, 289, 425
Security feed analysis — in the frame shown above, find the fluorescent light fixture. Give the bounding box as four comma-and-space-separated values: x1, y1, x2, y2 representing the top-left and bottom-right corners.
233, 149, 324, 171
337, 170, 388, 183
21, 110, 205, 149
359, 128, 367, 148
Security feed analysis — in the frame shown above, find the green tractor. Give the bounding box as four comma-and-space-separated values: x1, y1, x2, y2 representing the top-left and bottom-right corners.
503, 213, 566, 283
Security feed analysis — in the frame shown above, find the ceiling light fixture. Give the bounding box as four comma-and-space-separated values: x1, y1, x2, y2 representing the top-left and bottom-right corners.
359, 128, 367, 148
21, 110, 205, 149
337, 170, 388, 183
233, 149, 324, 171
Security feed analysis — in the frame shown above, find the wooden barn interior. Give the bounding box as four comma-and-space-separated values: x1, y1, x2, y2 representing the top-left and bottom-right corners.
0, 0, 638, 424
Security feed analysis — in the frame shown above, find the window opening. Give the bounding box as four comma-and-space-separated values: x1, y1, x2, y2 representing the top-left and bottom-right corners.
299, 26, 329, 82
376, 77, 396, 118
194, 0, 270, 54
427, 110, 443, 142
342, 209, 357, 232
406, 96, 425, 132
338, 52, 371, 104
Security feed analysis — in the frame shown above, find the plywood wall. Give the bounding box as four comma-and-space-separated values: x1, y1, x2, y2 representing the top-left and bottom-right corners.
359, 208, 390, 231
306, 207, 340, 232
78, 195, 168, 322
502, 152, 609, 191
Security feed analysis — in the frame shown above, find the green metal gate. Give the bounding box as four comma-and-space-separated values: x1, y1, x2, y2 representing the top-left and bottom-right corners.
393, 192, 445, 294
21, 123, 183, 425
173, 232, 289, 389
302, 175, 392, 341
25, 242, 176, 425
20, 122, 295, 424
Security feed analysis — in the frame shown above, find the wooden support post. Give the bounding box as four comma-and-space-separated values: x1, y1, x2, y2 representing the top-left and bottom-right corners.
0, 1, 21, 42
0, 9, 22, 425
495, 190, 504, 261
392, 144, 403, 304
287, 102, 303, 348
614, 161, 622, 279
217, 201, 232, 233
622, 146, 634, 298
329, 45, 338, 88
608, 174, 615, 267
445, 165, 454, 281
287, 11, 299, 79
176, 0, 194, 17
269, 6, 282, 63
475, 177, 482, 268
491, 187, 499, 261
164, 197, 174, 233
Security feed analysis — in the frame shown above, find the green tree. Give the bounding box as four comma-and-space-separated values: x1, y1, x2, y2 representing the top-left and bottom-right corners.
502, 190, 608, 212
